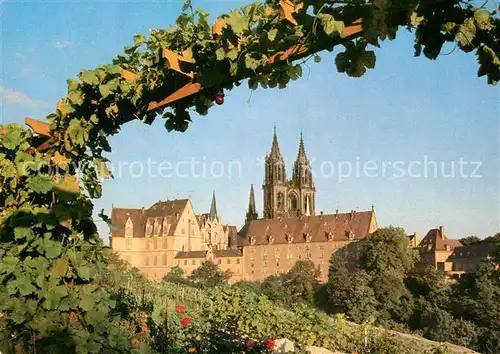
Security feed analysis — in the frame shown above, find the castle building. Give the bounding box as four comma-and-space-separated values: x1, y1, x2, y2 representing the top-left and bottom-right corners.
110, 192, 234, 281
111, 128, 378, 283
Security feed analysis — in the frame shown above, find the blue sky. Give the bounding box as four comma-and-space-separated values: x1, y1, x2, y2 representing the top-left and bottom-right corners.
1, 0, 498, 242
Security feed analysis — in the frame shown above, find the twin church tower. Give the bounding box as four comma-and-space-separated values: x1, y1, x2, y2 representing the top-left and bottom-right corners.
246, 127, 316, 224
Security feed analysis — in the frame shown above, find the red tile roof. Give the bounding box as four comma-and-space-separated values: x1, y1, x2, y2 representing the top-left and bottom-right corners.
417, 227, 462, 252
237, 210, 374, 246
111, 199, 189, 238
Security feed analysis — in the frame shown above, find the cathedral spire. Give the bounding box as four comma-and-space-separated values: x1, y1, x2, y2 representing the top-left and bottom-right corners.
296, 131, 308, 164
246, 184, 258, 224
209, 190, 217, 220
269, 125, 283, 160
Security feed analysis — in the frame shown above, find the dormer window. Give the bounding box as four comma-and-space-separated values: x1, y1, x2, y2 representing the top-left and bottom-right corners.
125, 216, 133, 238
445, 245, 451, 251
249, 235, 256, 245
304, 232, 312, 242
348, 231, 355, 240
268, 235, 275, 244
154, 218, 162, 237
326, 231, 334, 241
145, 218, 153, 237
162, 218, 169, 236
285, 233, 293, 243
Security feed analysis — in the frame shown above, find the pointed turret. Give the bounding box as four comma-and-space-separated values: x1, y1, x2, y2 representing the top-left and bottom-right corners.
293, 132, 313, 187
269, 125, 283, 160
209, 190, 218, 220
264, 126, 286, 184
246, 184, 258, 224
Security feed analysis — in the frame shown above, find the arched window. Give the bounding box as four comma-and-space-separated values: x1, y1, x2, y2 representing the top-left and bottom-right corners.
162, 254, 167, 265
289, 194, 298, 211
277, 192, 284, 209
125, 217, 133, 238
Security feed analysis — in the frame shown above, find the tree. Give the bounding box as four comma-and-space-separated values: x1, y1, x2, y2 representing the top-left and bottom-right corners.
327, 227, 418, 326
326, 253, 379, 323
285, 260, 320, 305
459, 235, 481, 245
164, 265, 184, 280
189, 260, 231, 287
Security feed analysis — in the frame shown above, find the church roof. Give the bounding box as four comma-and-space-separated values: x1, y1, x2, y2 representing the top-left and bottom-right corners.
417, 227, 462, 252
237, 210, 374, 246
111, 199, 189, 237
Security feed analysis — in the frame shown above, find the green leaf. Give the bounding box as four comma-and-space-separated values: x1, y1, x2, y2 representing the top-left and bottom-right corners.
80, 295, 97, 312
474, 9, 491, 30
456, 18, 476, 47
79, 70, 100, 85
318, 14, 344, 36
68, 118, 87, 147
76, 265, 94, 281
268, 28, 278, 41
133, 34, 147, 46
1, 125, 26, 150
229, 62, 238, 76
215, 47, 226, 60
225, 9, 249, 34
68, 90, 84, 106
14, 227, 35, 241
43, 285, 68, 310
441, 22, 456, 34
27, 175, 53, 193
314, 55, 321, 63
18, 280, 37, 296
99, 78, 120, 99
52, 257, 69, 277
248, 78, 258, 90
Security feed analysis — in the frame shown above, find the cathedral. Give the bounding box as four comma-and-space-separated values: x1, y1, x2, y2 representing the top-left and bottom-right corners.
111, 128, 378, 283
247, 127, 316, 223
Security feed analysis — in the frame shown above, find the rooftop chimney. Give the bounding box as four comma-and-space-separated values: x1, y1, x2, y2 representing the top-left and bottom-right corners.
320, 211, 323, 219
439, 226, 444, 239
335, 209, 339, 218
350, 210, 354, 219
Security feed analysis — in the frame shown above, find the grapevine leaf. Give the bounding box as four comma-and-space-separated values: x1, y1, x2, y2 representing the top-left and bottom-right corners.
52, 258, 69, 277
27, 175, 53, 194
18, 280, 37, 296
318, 14, 345, 36
268, 28, 278, 41
225, 9, 249, 34
79, 70, 100, 85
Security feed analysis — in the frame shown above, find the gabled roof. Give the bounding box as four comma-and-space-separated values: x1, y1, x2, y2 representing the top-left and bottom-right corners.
417, 227, 462, 252
237, 210, 374, 246
111, 199, 189, 237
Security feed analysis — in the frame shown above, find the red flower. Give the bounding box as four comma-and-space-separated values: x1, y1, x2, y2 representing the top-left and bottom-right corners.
180, 316, 191, 327
141, 322, 148, 333
188, 348, 197, 353
130, 337, 141, 349
175, 304, 186, 314
266, 339, 275, 350
246, 339, 256, 350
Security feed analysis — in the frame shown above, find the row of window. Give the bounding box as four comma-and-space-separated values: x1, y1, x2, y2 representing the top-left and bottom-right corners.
177, 258, 241, 266
144, 254, 168, 266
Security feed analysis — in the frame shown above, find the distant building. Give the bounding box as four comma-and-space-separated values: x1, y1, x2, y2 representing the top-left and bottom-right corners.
415, 226, 496, 278
110, 193, 236, 281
